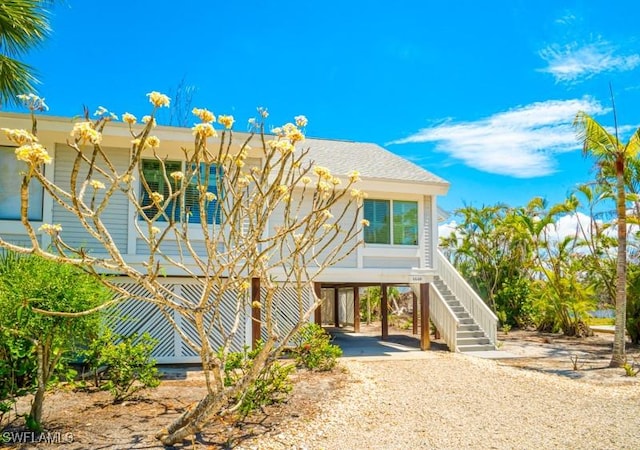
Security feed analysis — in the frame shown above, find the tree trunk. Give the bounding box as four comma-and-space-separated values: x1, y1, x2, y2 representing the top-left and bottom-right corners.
29, 343, 45, 431
156, 339, 277, 446
611, 156, 627, 367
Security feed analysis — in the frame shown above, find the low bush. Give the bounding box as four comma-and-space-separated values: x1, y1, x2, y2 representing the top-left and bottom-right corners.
292, 323, 342, 371
222, 344, 293, 418
84, 329, 160, 403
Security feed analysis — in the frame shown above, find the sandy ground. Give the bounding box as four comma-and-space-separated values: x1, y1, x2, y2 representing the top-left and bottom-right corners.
3, 329, 639, 449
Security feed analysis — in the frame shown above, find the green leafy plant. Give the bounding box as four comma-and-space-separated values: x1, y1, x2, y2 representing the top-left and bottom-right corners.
221, 344, 293, 418
292, 323, 342, 371
622, 359, 639, 377
85, 329, 160, 403
0, 252, 109, 430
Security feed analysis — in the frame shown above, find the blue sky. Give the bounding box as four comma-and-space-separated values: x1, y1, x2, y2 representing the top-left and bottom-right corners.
16, 0, 640, 213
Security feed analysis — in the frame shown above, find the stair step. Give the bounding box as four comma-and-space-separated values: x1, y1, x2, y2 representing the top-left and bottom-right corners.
457, 330, 485, 339
456, 312, 470, 319
458, 324, 480, 332
457, 337, 490, 346
458, 318, 475, 324
450, 306, 465, 313
457, 344, 496, 352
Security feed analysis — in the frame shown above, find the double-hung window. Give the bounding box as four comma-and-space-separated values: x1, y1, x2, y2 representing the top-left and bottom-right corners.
363, 199, 418, 245
140, 160, 222, 224
0, 146, 43, 221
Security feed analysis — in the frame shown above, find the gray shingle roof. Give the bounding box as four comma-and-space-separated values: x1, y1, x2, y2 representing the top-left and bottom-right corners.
302, 138, 449, 186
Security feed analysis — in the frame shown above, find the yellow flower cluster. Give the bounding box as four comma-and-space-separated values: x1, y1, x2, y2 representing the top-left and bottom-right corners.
192, 123, 217, 138
17, 94, 48, 112
237, 176, 250, 188
321, 209, 334, 219
360, 219, 370, 227
142, 115, 156, 127
301, 176, 312, 184
282, 123, 304, 143
147, 91, 171, 108
90, 180, 105, 190
39, 223, 62, 234
146, 136, 161, 148
15, 143, 51, 165
218, 115, 235, 129
294, 115, 308, 127
150, 192, 164, 204
71, 122, 102, 145
350, 189, 368, 203
239, 280, 250, 291
317, 181, 331, 193
150, 226, 161, 235
192, 108, 215, 123
276, 185, 289, 196
2, 128, 38, 146
267, 139, 295, 154
93, 106, 118, 120
313, 166, 332, 179
348, 170, 361, 183
205, 192, 217, 201
170, 171, 184, 181
258, 107, 269, 118
122, 112, 137, 125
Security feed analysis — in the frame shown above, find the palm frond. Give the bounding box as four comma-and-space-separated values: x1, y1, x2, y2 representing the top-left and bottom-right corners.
0, 54, 38, 106
0, 0, 50, 56
573, 111, 620, 159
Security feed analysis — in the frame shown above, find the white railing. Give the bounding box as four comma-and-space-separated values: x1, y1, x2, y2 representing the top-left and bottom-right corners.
429, 283, 460, 352
435, 250, 497, 347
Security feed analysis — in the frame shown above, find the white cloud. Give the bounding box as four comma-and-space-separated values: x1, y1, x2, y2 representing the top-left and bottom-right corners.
539, 39, 640, 83
389, 97, 607, 178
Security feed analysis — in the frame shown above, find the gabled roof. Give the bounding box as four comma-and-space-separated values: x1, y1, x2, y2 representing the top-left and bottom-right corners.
302, 137, 449, 187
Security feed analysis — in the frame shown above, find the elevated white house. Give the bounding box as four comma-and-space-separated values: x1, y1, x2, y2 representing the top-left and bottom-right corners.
0, 112, 497, 362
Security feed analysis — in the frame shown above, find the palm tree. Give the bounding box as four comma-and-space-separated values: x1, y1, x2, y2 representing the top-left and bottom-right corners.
574, 109, 640, 367
0, 1, 50, 107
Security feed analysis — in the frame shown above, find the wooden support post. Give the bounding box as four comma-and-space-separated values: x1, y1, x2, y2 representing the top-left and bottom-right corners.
420, 282, 430, 350
353, 287, 360, 333
334, 287, 340, 327
381, 283, 389, 340
314, 282, 322, 325
412, 291, 418, 335
251, 278, 261, 350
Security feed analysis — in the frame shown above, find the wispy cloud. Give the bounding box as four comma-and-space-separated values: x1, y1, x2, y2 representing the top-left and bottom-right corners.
539, 39, 640, 83
388, 98, 607, 178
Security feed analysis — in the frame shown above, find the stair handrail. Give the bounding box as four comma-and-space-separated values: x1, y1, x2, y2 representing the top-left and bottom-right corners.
429, 283, 460, 352
436, 249, 498, 346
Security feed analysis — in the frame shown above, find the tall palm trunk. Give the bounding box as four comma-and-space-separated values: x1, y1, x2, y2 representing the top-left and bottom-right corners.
611, 155, 627, 367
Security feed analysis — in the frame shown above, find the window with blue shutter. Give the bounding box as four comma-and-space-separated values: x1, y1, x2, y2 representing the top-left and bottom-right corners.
364, 199, 390, 244
140, 160, 222, 225
363, 199, 418, 246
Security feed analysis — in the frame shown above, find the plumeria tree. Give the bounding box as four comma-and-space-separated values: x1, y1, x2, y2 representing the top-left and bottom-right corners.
1, 93, 365, 445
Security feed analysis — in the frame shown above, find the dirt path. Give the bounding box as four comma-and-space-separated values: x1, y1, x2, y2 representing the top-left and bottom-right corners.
5, 330, 640, 449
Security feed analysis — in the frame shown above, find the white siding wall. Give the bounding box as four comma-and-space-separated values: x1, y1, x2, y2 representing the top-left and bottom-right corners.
423, 195, 433, 268
268, 190, 359, 269
52, 144, 130, 254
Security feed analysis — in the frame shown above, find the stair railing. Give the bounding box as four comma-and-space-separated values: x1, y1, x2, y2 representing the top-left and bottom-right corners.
435, 249, 497, 347
429, 283, 460, 352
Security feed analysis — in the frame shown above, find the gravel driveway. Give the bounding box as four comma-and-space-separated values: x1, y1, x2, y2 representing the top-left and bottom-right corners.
239, 351, 640, 449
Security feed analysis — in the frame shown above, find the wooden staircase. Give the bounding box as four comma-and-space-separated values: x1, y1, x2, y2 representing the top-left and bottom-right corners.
431, 276, 496, 352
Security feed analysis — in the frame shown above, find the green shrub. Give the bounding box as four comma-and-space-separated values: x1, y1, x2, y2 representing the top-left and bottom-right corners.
84, 328, 160, 403
292, 323, 342, 371
221, 344, 293, 418
0, 252, 109, 430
